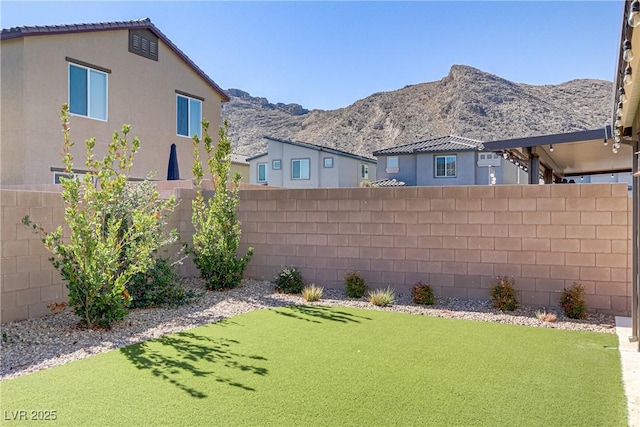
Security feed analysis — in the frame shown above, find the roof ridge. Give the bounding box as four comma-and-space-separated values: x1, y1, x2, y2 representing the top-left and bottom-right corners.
2, 18, 151, 35
1, 18, 229, 102
449, 134, 484, 143
263, 135, 376, 162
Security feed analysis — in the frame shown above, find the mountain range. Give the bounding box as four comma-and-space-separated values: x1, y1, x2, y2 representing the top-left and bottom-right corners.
222, 65, 613, 159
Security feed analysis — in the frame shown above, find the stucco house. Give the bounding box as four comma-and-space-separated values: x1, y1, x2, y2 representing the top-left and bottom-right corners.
373, 135, 525, 186
230, 154, 250, 182
0, 18, 229, 186
246, 136, 377, 188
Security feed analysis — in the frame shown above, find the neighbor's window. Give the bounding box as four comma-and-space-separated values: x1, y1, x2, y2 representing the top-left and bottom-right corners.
176, 94, 202, 138
69, 63, 108, 120
435, 155, 457, 177
292, 159, 310, 180
386, 156, 399, 173
272, 159, 281, 170
324, 157, 334, 168
257, 163, 268, 183
361, 164, 369, 179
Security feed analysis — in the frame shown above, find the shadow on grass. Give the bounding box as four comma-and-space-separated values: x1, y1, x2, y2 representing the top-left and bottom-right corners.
272, 305, 372, 324
120, 324, 268, 398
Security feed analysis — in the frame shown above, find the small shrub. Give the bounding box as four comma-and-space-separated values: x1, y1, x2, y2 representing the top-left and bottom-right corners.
302, 284, 323, 302
490, 276, 519, 311
128, 257, 196, 308
535, 310, 557, 323
345, 271, 367, 298
559, 283, 587, 319
412, 282, 435, 305
369, 287, 396, 307
275, 267, 305, 294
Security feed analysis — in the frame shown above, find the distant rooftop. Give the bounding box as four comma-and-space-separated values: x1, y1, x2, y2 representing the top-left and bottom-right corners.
1, 18, 229, 102
370, 178, 406, 187
373, 135, 485, 156
263, 136, 377, 163
231, 154, 249, 165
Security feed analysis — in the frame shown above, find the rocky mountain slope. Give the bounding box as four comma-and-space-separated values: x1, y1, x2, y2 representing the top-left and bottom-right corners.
223, 65, 612, 158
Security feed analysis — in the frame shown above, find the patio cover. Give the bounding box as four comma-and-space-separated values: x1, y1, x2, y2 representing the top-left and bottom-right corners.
484, 127, 632, 177
485, 128, 638, 351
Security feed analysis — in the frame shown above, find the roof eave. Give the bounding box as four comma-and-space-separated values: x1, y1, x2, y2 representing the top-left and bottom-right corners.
1, 18, 230, 102
264, 135, 377, 163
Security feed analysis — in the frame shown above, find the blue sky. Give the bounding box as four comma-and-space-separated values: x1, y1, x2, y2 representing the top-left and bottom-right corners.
1, 1, 624, 110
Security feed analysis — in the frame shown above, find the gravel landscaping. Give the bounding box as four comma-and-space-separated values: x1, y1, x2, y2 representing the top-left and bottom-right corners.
0, 278, 615, 380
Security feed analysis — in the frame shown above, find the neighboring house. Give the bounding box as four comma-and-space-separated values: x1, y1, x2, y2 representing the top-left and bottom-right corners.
246, 136, 377, 188
230, 154, 250, 182
373, 135, 525, 186
0, 18, 229, 186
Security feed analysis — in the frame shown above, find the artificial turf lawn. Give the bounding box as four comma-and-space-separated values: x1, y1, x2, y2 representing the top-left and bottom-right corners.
0, 306, 627, 426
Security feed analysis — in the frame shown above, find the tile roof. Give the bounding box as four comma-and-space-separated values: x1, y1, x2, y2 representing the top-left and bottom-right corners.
1, 18, 229, 102
370, 178, 406, 187
245, 152, 268, 162
231, 154, 249, 165
264, 136, 377, 163
373, 135, 486, 155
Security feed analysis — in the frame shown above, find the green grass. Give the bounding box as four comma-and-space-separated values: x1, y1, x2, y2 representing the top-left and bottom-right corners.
1, 306, 627, 426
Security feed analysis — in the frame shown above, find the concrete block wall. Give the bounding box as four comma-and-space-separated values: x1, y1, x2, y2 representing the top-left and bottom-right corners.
1, 183, 633, 324
1, 190, 68, 323
235, 184, 632, 315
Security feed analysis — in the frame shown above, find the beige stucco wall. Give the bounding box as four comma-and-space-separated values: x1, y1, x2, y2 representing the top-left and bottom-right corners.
231, 162, 250, 182
248, 140, 377, 188
1, 30, 224, 185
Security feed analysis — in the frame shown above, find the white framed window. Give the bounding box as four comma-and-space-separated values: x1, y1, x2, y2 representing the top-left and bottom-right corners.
324, 157, 334, 168
435, 155, 457, 177
257, 163, 268, 183
69, 63, 108, 121
272, 159, 281, 170
176, 94, 202, 138
361, 164, 369, 179
292, 158, 310, 180
53, 172, 91, 184
386, 156, 399, 173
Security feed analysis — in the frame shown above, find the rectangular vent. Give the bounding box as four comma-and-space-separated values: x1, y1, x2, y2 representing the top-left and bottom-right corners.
128, 29, 158, 61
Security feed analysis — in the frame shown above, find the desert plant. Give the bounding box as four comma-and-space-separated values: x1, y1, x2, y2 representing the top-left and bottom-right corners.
23, 104, 176, 328
190, 119, 253, 290
490, 276, 519, 311
535, 310, 558, 323
275, 267, 305, 294
128, 257, 196, 308
369, 287, 396, 307
559, 283, 588, 319
412, 282, 436, 305
345, 271, 367, 298
302, 284, 323, 302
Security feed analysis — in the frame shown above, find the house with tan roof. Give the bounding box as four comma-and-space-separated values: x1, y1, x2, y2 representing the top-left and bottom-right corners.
0, 18, 229, 185
373, 135, 525, 186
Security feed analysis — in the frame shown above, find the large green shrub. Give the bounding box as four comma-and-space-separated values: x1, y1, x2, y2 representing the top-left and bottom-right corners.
345, 271, 367, 298
190, 119, 253, 290
24, 104, 176, 328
